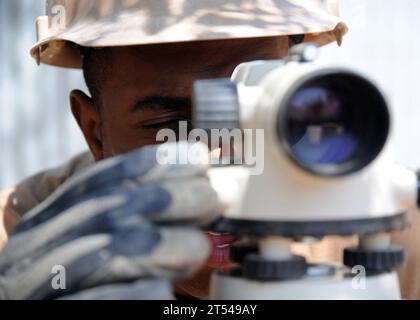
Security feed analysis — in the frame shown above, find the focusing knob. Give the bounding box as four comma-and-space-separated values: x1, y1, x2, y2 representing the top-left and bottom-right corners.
193, 79, 240, 132
243, 254, 307, 281
229, 243, 259, 263
343, 245, 405, 272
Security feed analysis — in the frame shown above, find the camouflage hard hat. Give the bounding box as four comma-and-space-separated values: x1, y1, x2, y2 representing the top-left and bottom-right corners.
31, 0, 348, 68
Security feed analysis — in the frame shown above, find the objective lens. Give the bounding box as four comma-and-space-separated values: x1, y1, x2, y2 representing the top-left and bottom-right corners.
280, 72, 389, 176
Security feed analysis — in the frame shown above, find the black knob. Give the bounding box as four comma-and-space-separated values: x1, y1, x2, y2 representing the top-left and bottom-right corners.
243, 254, 307, 281
229, 242, 259, 263
343, 245, 405, 272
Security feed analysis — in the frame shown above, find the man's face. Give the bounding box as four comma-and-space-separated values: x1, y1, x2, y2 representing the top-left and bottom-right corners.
70, 37, 289, 298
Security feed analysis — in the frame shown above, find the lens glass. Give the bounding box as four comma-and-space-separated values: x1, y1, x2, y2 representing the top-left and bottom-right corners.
282, 73, 389, 175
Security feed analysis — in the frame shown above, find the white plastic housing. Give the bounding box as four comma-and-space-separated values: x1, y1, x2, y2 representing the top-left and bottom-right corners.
208, 61, 417, 222
210, 270, 401, 300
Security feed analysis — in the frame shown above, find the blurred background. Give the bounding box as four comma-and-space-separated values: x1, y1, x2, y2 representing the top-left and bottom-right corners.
0, 0, 420, 189
0, 0, 87, 189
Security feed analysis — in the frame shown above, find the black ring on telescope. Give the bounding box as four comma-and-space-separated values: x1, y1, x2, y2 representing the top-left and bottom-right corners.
210, 212, 409, 238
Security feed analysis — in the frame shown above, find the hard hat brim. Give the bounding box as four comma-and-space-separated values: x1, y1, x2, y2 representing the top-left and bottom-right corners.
30, 0, 348, 69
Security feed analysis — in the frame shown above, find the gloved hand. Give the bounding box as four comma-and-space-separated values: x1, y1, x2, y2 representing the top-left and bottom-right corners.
0, 142, 219, 300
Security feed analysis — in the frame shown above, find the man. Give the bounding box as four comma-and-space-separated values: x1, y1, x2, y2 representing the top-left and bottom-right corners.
1, 0, 417, 300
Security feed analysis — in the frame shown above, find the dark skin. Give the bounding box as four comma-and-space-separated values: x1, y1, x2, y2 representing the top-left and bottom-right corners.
69, 37, 289, 299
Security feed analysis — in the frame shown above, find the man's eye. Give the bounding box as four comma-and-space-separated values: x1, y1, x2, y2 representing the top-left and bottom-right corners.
139, 118, 192, 129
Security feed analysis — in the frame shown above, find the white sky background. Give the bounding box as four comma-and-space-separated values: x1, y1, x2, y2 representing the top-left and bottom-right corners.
0, 0, 87, 189
0, 0, 420, 189
319, 0, 420, 169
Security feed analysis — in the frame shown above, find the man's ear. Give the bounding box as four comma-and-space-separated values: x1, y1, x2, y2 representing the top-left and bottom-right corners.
70, 90, 104, 161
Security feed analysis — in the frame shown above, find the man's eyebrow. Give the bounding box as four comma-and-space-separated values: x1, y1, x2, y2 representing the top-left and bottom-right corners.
131, 95, 191, 113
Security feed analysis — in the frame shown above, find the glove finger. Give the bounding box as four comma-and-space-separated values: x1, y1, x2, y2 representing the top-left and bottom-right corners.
59, 278, 174, 300
3, 226, 209, 300
154, 177, 220, 226
5, 174, 218, 271
20, 142, 209, 228
0, 194, 127, 272
62, 227, 210, 299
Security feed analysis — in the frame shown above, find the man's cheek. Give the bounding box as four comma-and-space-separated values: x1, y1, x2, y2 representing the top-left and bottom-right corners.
104, 130, 159, 157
